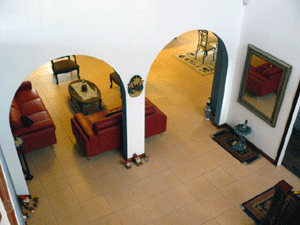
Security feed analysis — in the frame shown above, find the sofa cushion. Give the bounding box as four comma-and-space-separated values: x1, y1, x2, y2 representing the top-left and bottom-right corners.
74, 113, 95, 137
29, 111, 52, 123
19, 99, 47, 116
145, 98, 156, 115
13, 119, 55, 137
10, 106, 23, 130
145, 105, 156, 115
16, 81, 32, 92
105, 109, 122, 117
262, 66, 283, 77
15, 89, 40, 104
93, 115, 121, 132
11, 98, 19, 109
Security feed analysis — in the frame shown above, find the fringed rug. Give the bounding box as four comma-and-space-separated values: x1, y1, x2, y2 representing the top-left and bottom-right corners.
212, 129, 261, 164
241, 186, 276, 224
241, 181, 299, 224
173, 50, 216, 75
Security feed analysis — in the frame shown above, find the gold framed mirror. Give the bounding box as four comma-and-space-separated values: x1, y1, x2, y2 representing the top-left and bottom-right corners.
238, 44, 292, 127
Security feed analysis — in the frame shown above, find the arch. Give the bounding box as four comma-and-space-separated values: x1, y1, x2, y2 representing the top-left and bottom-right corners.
7, 54, 127, 191
145, 29, 228, 127
112, 70, 128, 159
211, 33, 229, 125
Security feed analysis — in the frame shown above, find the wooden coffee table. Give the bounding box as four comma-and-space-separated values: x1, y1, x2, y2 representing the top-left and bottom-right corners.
68, 79, 102, 112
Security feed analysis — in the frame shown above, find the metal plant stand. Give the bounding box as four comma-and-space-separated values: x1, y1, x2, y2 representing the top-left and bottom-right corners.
204, 98, 213, 120
14, 136, 33, 180
232, 120, 252, 152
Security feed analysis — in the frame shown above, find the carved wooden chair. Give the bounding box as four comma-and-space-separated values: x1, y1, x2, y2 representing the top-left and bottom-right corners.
195, 30, 217, 63
51, 55, 80, 84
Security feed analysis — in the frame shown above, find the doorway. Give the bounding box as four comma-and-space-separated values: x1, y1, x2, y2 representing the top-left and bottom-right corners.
282, 108, 300, 179
276, 82, 300, 177
146, 30, 228, 127
145, 30, 228, 156
282, 127, 300, 179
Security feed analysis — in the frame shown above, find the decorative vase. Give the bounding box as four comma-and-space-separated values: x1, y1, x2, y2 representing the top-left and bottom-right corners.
81, 80, 87, 92
204, 98, 213, 120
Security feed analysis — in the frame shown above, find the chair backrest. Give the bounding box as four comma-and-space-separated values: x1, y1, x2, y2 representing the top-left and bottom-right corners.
200, 30, 218, 49
199, 30, 209, 49
51, 55, 77, 64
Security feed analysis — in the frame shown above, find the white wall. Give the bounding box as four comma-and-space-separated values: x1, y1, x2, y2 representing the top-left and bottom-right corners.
0, 0, 245, 194
0, 145, 24, 225
227, 0, 300, 160
0, 199, 10, 225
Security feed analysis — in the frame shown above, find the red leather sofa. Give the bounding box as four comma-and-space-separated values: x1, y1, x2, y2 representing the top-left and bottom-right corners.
246, 62, 283, 97
9, 81, 57, 153
71, 98, 167, 157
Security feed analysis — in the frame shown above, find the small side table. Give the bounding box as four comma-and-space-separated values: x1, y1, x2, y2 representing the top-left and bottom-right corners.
14, 137, 33, 180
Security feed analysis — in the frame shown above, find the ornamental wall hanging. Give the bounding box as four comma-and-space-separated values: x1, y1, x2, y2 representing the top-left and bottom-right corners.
128, 75, 144, 97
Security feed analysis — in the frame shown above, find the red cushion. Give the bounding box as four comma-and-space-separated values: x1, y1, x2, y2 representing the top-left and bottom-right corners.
145, 98, 156, 115
74, 113, 94, 138
145, 105, 156, 115
19, 99, 47, 116
16, 81, 32, 92
262, 66, 283, 77
93, 115, 121, 132
29, 111, 52, 123
15, 89, 40, 104
10, 106, 23, 130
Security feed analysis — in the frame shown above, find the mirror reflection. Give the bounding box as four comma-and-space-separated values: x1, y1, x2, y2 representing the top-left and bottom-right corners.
238, 44, 292, 127
243, 54, 283, 118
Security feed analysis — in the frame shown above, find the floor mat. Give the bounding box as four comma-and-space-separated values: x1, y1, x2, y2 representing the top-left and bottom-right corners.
212, 129, 261, 164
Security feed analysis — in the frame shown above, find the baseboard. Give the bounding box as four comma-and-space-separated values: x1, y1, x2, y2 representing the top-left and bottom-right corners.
222, 124, 275, 165
246, 139, 275, 165
128, 123, 276, 165
211, 121, 228, 129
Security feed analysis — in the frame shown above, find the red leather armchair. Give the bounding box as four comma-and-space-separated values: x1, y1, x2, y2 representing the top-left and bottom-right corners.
71, 98, 167, 157
10, 81, 57, 153
246, 63, 283, 97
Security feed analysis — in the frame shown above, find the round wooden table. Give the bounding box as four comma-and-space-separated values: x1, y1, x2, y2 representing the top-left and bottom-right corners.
68, 79, 102, 112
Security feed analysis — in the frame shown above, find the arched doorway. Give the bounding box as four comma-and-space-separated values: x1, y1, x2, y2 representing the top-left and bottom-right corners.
146, 30, 228, 125
8, 55, 127, 219
144, 29, 228, 157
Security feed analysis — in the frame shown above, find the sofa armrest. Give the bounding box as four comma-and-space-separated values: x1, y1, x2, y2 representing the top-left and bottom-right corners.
74, 113, 95, 138
17, 81, 32, 92
12, 119, 55, 137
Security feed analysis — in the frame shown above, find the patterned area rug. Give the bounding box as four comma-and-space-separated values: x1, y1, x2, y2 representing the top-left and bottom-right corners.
212, 129, 261, 164
241, 186, 276, 224
173, 50, 216, 75
241, 182, 299, 224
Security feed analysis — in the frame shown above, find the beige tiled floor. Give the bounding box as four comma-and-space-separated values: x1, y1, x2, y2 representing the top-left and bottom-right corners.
22, 31, 300, 225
